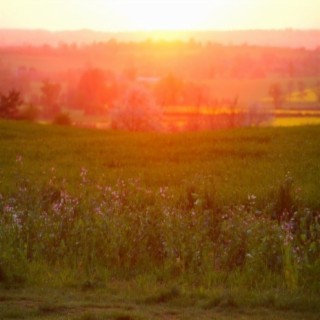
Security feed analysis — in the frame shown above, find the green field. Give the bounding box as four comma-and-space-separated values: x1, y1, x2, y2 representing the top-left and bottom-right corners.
1, 120, 320, 206
0, 121, 319, 319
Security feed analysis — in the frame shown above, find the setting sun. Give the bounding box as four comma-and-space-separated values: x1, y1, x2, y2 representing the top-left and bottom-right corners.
107, 1, 213, 31
0, 0, 319, 32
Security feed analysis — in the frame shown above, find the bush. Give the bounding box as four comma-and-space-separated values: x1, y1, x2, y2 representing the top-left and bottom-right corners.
110, 85, 162, 131
53, 112, 72, 126
0, 90, 22, 119
19, 105, 39, 122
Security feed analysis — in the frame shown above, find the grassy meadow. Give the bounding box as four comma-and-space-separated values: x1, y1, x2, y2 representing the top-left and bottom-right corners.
0, 120, 320, 319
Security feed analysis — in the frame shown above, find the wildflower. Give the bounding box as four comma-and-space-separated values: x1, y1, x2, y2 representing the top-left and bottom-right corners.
80, 167, 89, 185
15, 155, 23, 165
3, 205, 10, 214
12, 213, 22, 228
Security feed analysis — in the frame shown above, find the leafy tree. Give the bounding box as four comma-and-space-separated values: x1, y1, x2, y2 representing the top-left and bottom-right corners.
0, 90, 22, 119
182, 82, 209, 107
155, 73, 183, 106
229, 95, 239, 128
269, 83, 284, 109
287, 61, 295, 78
313, 81, 320, 103
41, 80, 61, 117
110, 85, 162, 131
245, 101, 273, 127
19, 104, 39, 122
75, 68, 110, 115
287, 81, 294, 94
297, 80, 306, 100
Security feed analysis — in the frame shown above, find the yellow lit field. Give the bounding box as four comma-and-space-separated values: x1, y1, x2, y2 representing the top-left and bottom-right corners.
273, 116, 320, 127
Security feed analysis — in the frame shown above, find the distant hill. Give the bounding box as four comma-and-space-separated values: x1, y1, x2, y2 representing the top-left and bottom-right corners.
0, 28, 320, 48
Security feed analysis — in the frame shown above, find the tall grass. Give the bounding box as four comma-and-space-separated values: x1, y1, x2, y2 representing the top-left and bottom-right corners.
0, 121, 319, 292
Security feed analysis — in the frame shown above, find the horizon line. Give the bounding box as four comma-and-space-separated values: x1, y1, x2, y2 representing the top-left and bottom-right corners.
1, 27, 320, 33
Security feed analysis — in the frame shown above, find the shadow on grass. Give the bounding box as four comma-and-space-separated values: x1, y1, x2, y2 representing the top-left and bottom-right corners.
144, 286, 181, 304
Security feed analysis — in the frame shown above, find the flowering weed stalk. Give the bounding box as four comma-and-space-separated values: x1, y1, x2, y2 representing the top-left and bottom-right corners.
0, 163, 319, 293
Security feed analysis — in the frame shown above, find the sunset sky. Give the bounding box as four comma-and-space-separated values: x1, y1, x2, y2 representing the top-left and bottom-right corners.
0, 0, 319, 32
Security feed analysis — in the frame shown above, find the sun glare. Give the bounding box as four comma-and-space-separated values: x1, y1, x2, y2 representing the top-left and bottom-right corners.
108, 1, 215, 31
1, 0, 320, 32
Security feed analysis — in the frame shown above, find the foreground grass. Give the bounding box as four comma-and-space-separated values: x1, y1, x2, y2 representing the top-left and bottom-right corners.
0, 285, 319, 320
0, 121, 319, 317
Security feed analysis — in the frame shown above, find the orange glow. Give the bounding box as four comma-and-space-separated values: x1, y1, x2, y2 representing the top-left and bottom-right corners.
0, 0, 319, 32
110, 1, 213, 31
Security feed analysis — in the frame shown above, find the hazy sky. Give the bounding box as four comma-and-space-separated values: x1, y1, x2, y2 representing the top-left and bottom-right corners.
1, 0, 320, 32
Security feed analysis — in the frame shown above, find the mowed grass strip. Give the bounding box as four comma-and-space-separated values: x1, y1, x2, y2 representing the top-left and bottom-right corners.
0, 286, 320, 320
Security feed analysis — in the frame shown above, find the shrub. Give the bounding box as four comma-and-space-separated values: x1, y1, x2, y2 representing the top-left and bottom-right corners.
0, 90, 22, 119
110, 85, 162, 131
53, 112, 72, 126
19, 105, 39, 122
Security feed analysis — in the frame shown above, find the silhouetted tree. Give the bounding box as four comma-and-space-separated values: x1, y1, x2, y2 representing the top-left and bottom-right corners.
155, 74, 183, 106
76, 68, 109, 115
312, 81, 320, 104
297, 80, 306, 100
269, 83, 284, 109
183, 82, 209, 107
53, 112, 72, 126
287, 61, 295, 78
229, 95, 239, 128
287, 81, 294, 94
41, 80, 61, 117
110, 85, 162, 131
19, 104, 39, 122
0, 90, 22, 119
245, 101, 272, 126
